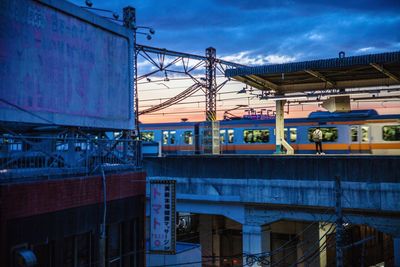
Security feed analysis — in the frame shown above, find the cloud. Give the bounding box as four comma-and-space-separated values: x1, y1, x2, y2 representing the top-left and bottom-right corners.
221, 51, 296, 65
265, 54, 297, 64
356, 47, 375, 53
306, 33, 324, 41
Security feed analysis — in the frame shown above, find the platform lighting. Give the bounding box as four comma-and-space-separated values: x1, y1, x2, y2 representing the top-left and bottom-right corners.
83, 3, 155, 41
238, 85, 248, 94
237, 87, 247, 94
137, 26, 155, 35
85, 0, 93, 7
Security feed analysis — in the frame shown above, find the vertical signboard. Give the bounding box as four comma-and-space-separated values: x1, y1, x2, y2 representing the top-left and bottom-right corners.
150, 180, 176, 254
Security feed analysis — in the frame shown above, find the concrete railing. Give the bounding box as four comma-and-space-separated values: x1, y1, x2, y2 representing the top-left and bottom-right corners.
144, 155, 400, 183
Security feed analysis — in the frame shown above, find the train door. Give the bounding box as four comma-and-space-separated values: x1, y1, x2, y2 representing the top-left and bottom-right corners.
284, 127, 298, 152
162, 130, 169, 154
350, 125, 370, 153
194, 124, 200, 154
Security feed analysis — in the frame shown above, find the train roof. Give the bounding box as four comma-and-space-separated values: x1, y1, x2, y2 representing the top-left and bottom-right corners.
140, 109, 400, 128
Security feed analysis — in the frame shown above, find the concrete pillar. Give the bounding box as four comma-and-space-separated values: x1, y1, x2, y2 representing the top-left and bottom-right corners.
243, 224, 271, 267
394, 237, 400, 267
275, 100, 285, 154
275, 100, 294, 154
199, 215, 213, 264
212, 230, 221, 266
294, 223, 320, 267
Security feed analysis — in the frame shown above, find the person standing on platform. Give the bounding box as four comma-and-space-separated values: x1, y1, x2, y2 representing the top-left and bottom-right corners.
312, 127, 324, 154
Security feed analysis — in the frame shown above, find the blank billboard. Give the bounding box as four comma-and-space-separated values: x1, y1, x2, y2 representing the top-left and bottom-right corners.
0, 0, 135, 130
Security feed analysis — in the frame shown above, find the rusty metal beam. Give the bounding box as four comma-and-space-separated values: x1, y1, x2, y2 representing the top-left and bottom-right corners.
370, 63, 400, 83
304, 69, 336, 87
233, 75, 278, 91
248, 75, 278, 91
279, 78, 400, 93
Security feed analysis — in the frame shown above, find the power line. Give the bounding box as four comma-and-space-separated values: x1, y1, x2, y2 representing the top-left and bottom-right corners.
140, 89, 248, 102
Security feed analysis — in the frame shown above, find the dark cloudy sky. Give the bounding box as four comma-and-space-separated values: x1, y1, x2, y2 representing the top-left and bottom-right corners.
69, 0, 400, 65
66, 0, 400, 122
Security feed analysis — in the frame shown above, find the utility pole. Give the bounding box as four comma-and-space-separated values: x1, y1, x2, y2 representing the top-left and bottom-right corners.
123, 6, 137, 130
335, 175, 344, 267
205, 47, 217, 122
204, 47, 220, 154
123, 6, 141, 166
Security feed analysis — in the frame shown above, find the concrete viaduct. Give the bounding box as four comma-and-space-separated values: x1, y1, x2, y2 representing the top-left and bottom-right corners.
144, 155, 400, 266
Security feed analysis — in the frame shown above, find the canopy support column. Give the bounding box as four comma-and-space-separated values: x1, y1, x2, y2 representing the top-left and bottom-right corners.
275, 100, 294, 154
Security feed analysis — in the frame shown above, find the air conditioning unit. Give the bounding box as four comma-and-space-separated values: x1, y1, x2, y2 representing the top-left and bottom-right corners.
322, 95, 351, 112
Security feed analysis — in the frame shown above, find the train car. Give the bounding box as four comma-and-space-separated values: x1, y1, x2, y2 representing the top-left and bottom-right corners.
140, 110, 400, 155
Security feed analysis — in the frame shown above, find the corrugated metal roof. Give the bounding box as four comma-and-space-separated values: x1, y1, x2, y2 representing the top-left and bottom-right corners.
225, 51, 400, 77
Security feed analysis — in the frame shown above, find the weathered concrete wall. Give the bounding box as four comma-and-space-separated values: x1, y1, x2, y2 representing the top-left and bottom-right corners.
144, 155, 400, 235
144, 155, 400, 182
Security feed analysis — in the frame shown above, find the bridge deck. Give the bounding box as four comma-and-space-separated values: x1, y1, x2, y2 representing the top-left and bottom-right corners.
144, 155, 400, 182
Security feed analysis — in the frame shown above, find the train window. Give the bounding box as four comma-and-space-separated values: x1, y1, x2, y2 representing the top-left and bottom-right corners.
183, 131, 193, 144
243, 129, 269, 143
308, 128, 338, 142
162, 131, 169, 145
290, 128, 297, 142
140, 131, 154, 142
284, 128, 297, 142
170, 131, 176, 144
228, 129, 234, 143
350, 127, 358, 142
361, 126, 369, 142
382, 125, 400, 141
220, 130, 226, 144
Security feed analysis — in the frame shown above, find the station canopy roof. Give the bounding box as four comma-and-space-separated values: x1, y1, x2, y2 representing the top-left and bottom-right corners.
225, 51, 400, 95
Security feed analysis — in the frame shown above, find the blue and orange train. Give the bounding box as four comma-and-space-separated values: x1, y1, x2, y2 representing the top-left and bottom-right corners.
140, 110, 400, 155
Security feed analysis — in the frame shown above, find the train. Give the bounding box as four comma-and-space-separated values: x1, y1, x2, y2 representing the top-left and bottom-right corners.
139, 109, 400, 155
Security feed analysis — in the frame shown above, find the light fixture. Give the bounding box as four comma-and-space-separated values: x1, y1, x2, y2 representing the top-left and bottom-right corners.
85, 0, 93, 7
237, 87, 246, 94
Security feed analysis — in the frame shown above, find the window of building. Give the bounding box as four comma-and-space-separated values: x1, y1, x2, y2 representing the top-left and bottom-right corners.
308, 127, 338, 142
141, 131, 154, 142
28, 222, 140, 267
382, 125, 400, 141
63, 236, 75, 266
228, 129, 234, 143
76, 233, 90, 267
108, 223, 121, 266
183, 131, 193, 144
243, 129, 269, 143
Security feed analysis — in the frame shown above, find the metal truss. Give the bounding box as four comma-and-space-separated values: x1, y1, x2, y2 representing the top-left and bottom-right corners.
135, 44, 243, 120
0, 126, 141, 180
259, 86, 400, 102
